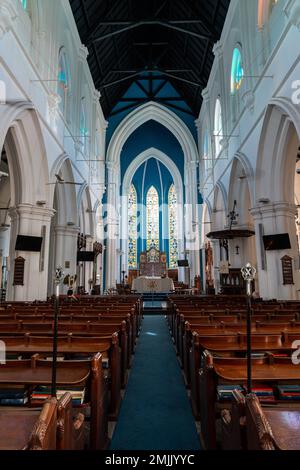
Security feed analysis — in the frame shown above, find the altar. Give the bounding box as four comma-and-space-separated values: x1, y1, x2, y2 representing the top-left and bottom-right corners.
139, 246, 167, 277
131, 246, 174, 292
132, 276, 174, 293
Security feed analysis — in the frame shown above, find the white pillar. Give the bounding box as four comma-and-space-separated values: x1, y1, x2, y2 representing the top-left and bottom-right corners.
185, 161, 201, 285
84, 235, 94, 292
106, 163, 120, 289
7, 204, 55, 301
54, 224, 79, 295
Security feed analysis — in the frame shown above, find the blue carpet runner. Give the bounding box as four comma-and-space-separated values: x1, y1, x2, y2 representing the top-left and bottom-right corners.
110, 315, 201, 450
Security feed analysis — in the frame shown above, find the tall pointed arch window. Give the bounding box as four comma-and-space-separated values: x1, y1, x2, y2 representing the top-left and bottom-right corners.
146, 186, 159, 250
168, 184, 178, 268
214, 98, 223, 157
231, 47, 244, 94
58, 49, 70, 115
128, 184, 137, 269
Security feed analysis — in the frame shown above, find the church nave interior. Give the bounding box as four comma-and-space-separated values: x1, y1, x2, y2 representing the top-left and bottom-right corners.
0, 0, 299, 460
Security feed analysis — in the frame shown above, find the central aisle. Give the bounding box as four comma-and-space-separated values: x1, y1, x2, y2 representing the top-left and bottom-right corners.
110, 315, 201, 450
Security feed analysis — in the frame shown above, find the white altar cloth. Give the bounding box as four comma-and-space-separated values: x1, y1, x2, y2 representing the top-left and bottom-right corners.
132, 276, 174, 293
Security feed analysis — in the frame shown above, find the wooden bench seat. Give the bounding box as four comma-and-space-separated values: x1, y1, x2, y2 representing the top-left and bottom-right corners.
221, 391, 300, 450
0, 397, 59, 450
1, 333, 122, 422
199, 352, 300, 449
0, 353, 108, 449
0, 320, 129, 388
246, 394, 300, 450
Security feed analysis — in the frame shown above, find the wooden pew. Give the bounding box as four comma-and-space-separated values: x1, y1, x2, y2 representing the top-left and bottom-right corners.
221, 389, 300, 450
56, 392, 85, 450
0, 320, 129, 388
220, 389, 246, 450
0, 353, 108, 449
199, 352, 300, 449
245, 394, 300, 450
1, 334, 121, 421
34, 353, 109, 449
0, 398, 57, 450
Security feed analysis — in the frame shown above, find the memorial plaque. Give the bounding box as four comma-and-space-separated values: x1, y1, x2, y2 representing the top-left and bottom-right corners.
13, 256, 25, 286
281, 255, 294, 285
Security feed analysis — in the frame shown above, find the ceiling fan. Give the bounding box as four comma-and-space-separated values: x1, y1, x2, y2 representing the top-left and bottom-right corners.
47, 174, 83, 186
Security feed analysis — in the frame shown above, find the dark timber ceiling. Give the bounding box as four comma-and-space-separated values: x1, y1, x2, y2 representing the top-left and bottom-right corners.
69, 0, 231, 118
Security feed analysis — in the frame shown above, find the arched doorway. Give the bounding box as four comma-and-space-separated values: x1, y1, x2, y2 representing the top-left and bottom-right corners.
105, 102, 199, 288
121, 147, 185, 278
254, 101, 300, 299
48, 157, 79, 296
0, 105, 51, 301
227, 155, 258, 291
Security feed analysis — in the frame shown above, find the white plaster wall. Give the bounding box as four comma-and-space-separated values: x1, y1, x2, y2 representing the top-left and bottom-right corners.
0, 0, 107, 299
197, 0, 300, 299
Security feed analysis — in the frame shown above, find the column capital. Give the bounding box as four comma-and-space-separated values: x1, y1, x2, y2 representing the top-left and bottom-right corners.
201, 86, 210, 104
212, 40, 223, 60
250, 201, 297, 219
93, 89, 101, 101
106, 161, 117, 172
195, 117, 201, 131
9, 204, 56, 221
186, 160, 199, 171
0, 1, 18, 40
284, 0, 300, 30
55, 224, 80, 237
47, 92, 61, 117
78, 44, 89, 62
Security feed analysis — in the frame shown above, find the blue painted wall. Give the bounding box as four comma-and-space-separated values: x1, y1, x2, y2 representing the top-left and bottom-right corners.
120, 120, 184, 181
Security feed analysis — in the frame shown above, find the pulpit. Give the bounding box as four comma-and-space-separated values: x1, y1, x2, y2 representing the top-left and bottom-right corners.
139, 247, 167, 277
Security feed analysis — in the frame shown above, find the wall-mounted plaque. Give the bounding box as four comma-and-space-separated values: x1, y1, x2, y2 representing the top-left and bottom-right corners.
219, 260, 229, 274
281, 255, 294, 285
13, 256, 25, 286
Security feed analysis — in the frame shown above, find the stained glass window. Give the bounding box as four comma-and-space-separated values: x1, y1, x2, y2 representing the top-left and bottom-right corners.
231, 47, 244, 94
168, 184, 178, 268
214, 98, 223, 157
128, 184, 137, 269
58, 50, 70, 114
20, 0, 27, 10
146, 186, 159, 250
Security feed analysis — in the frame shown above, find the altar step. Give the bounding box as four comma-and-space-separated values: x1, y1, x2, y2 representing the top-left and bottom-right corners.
142, 293, 169, 314
142, 293, 168, 302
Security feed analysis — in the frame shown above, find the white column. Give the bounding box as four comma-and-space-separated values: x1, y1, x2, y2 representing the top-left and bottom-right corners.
251, 202, 300, 300
185, 161, 201, 285
106, 163, 120, 289
54, 224, 79, 295
7, 204, 55, 301
84, 235, 94, 292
